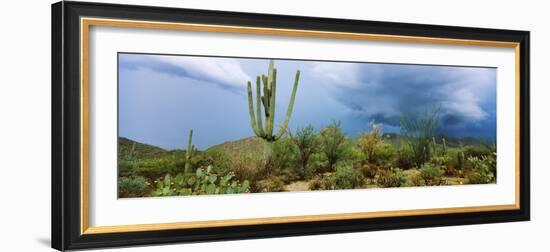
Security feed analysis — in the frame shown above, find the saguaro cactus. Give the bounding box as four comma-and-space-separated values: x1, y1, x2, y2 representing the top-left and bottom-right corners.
184, 129, 196, 174
246, 60, 300, 142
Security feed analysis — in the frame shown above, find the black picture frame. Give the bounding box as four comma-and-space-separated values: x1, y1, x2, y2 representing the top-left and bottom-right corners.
52, 1, 530, 251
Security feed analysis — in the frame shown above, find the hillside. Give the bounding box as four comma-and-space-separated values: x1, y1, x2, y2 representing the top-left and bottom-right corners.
207, 136, 265, 158
118, 137, 170, 159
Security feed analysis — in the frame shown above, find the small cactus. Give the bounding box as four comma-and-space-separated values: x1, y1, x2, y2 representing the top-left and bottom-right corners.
457, 151, 465, 170
184, 129, 196, 174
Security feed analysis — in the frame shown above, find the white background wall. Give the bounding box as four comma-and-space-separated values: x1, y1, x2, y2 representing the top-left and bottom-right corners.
0, 0, 547, 251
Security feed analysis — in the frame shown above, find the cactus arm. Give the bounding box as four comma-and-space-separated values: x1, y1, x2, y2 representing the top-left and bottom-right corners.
266, 68, 277, 139
255, 76, 266, 137
246, 81, 260, 136
275, 70, 300, 140
262, 75, 269, 115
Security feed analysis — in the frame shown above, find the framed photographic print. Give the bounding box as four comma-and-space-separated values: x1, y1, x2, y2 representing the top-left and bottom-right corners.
51, 1, 530, 250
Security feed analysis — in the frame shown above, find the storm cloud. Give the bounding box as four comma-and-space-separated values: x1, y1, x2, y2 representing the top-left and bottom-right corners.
310, 62, 496, 137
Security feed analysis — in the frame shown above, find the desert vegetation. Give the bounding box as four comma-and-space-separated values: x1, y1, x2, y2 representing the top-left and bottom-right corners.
118, 60, 497, 198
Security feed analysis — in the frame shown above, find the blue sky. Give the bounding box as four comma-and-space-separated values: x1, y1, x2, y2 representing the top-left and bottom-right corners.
119, 53, 496, 150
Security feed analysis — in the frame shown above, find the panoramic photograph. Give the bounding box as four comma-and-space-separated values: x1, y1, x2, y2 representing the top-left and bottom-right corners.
117, 53, 497, 198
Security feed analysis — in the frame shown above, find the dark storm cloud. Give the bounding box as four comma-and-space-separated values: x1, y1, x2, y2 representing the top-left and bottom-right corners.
311, 62, 496, 137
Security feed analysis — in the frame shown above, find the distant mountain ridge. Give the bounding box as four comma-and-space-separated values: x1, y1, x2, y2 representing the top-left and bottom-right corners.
119, 133, 487, 160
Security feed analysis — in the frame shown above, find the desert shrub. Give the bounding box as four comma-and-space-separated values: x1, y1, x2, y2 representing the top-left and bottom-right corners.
255, 176, 286, 192
231, 154, 268, 188
308, 152, 329, 174
465, 156, 495, 184
319, 120, 348, 171
419, 162, 445, 186
133, 158, 177, 180
289, 125, 319, 179
377, 143, 396, 166
395, 145, 416, 169
331, 165, 364, 189
118, 160, 136, 177
199, 148, 232, 175
400, 108, 440, 167
357, 123, 384, 164
463, 146, 493, 159
359, 164, 378, 179
118, 176, 149, 197
272, 137, 298, 171
377, 168, 407, 188
404, 170, 424, 187
308, 174, 333, 190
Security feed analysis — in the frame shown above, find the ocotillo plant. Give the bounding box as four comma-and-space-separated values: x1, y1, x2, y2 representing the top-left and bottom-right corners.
184, 129, 196, 174
246, 60, 300, 142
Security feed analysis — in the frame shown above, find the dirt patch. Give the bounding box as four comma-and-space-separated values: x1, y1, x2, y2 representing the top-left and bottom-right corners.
284, 181, 311, 192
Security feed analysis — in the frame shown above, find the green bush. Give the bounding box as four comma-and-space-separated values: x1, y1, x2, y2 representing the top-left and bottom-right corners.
272, 137, 298, 171
201, 148, 232, 175
357, 123, 384, 164
290, 125, 318, 179
308, 152, 329, 174
419, 163, 445, 186
118, 176, 149, 197
331, 165, 364, 189
463, 146, 493, 159
377, 168, 407, 188
395, 145, 416, 169
133, 157, 177, 180
465, 156, 495, 184
319, 120, 348, 171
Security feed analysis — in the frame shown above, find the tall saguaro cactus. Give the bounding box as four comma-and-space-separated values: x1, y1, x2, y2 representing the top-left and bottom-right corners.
246, 60, 300, 142
184, 129, 196, 174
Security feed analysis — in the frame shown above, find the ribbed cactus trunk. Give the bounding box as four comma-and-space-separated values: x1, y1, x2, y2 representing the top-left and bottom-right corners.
184, 129, 195, 174
247, 60, 300, 142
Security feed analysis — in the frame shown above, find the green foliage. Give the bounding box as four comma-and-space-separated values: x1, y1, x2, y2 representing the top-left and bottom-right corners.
395, 145, 416, 169
200, 148, 232, 175
331, 165, 364, 189
419, 163, 445, 186
290, 125, 318, 179
118, 176, 149, 197
462, 146, 493, 159
246, 60, 300, 142
319, 120, 348, 171
465, 156, 495, 184
272, 137, 298, 171
400, 107, 440, 167
357, 123, 384, 164
152, 166, 250, 196
132, 158, 178, 180
377, 168, 407, 188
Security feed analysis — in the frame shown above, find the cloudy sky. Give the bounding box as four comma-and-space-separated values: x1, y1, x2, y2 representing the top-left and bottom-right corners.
119, 53, 496, 150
